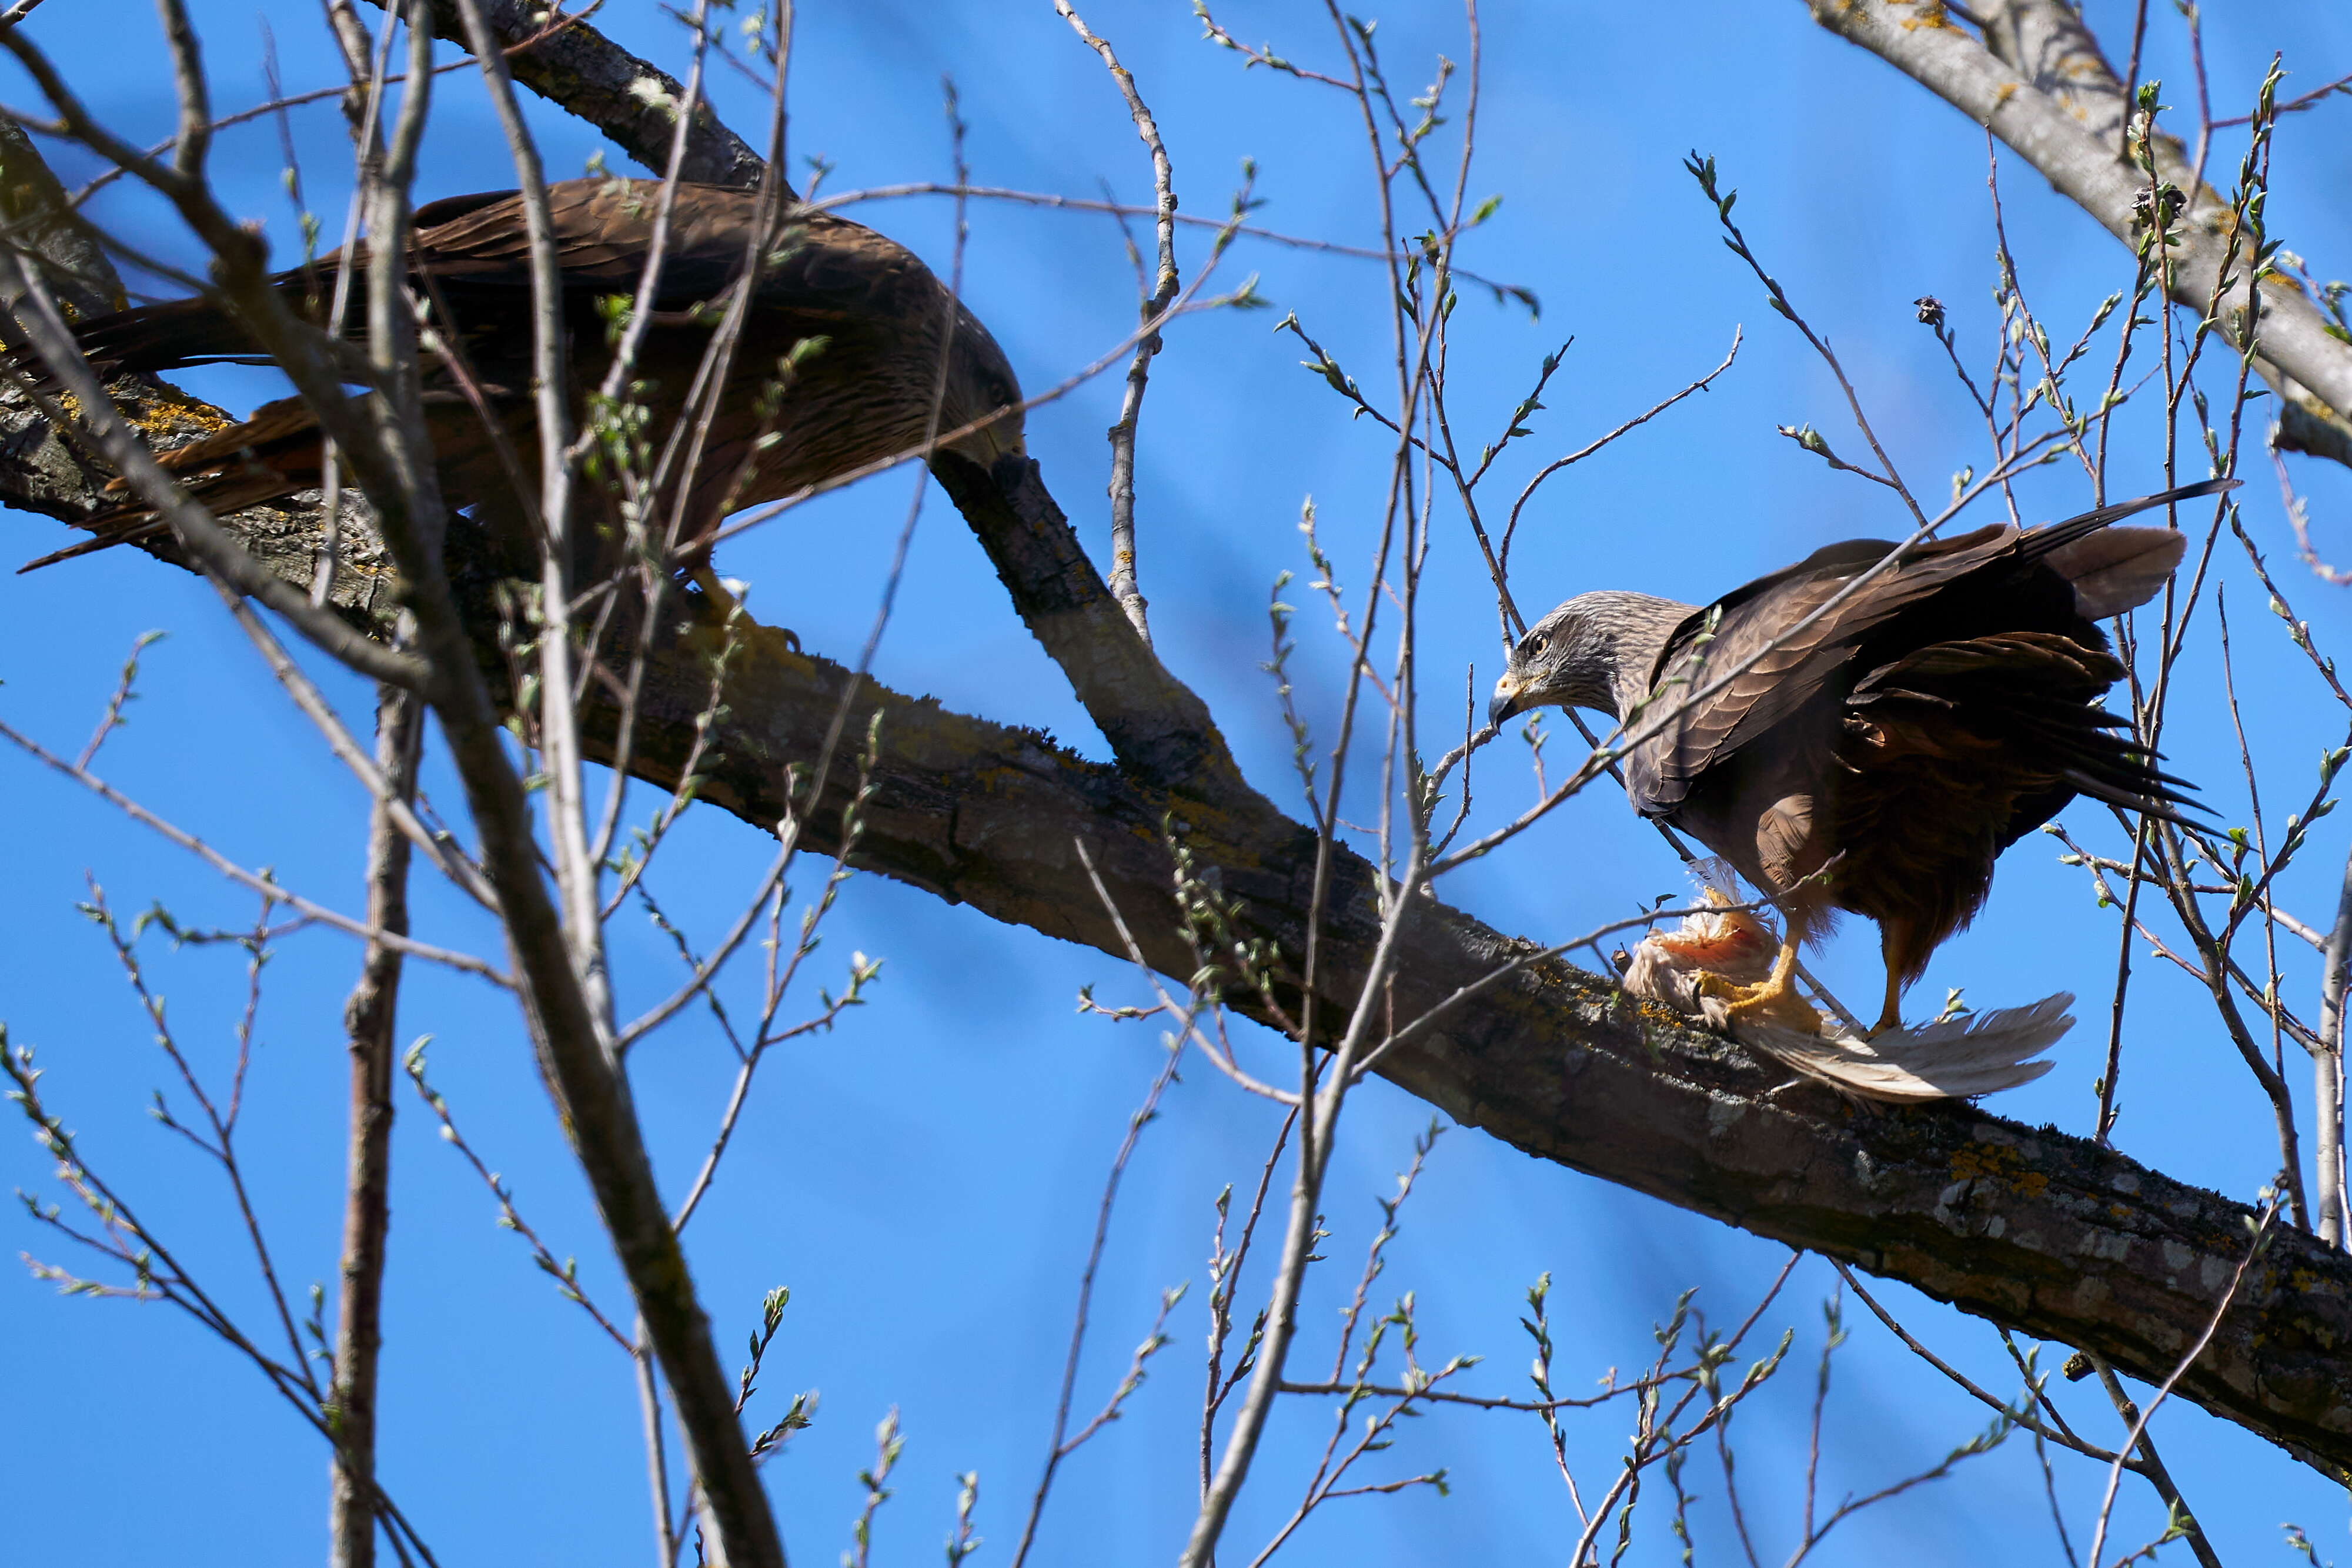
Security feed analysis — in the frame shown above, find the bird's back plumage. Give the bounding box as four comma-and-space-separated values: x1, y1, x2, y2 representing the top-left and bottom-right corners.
1624, 480, 2221, 983
19, 178, 1023, 574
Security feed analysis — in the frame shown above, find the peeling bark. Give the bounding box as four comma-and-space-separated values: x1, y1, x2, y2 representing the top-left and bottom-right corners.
1805, 0, 2352, 468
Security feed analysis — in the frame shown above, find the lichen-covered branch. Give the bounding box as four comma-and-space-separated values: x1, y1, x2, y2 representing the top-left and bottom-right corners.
610, 594, 2352, 1482
8, 261, 2351, 1493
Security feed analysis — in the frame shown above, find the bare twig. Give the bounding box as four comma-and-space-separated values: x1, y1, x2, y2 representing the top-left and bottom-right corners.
0, 716, 506, 982
2084, 1191, 2281, 1568
1057, 3, 1177, 644
328, 688, 419, 1568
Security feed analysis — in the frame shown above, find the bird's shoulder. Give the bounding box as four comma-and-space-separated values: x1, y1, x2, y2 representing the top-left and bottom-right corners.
1629, 524, 2022, 813
753, 211, 940, 320
391, 180, 765, 297
317, 180, 941, 324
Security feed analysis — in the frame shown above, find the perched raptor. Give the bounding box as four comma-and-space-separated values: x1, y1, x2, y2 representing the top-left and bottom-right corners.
17, 178, 1024, 585
1489, 479, 2227, 1036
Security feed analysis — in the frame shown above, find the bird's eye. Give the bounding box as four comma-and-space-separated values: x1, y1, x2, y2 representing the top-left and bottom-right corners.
1526, 633, 1548, 657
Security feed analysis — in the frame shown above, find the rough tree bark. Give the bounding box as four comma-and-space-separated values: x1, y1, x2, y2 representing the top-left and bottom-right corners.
631, 581, 2352, 1481
9, 371, 2350, 1483
328, 688, 415, 1568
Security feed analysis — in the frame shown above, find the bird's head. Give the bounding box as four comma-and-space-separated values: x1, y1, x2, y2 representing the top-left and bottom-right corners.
936, 305, 1027, 468
1489, 590, 1692, 729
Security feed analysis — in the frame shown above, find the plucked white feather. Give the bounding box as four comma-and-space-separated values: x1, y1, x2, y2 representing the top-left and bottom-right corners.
1619, 865, 2072, 1101
1728, 998, 2070, 1103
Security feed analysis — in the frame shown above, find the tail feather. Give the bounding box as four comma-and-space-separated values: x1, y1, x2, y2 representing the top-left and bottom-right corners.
17, 516, 169, 572
2057, 768, 2211, 827
2043, 524, 2189, 618
2016, 476, 2237, 563
17, 394, 328, 573
1732, 995, 2072, 1103
1853, 630, 2203, 828
9, 295, 275, 389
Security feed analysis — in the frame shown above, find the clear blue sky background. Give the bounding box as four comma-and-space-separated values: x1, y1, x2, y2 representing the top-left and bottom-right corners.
8, 2, 2352, 1564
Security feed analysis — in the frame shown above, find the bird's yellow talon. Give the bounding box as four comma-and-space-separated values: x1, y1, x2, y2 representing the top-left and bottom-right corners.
1693, 971, 1756, 1004
1698, 969, 1821, 1032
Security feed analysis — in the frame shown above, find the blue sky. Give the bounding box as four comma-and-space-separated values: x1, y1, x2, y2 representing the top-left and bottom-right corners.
8, 2, 2352, 1564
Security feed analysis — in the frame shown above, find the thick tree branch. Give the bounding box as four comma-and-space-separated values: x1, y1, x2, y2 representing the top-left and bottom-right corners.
373, 0, 771, 191
931, 451, 1251, 804
0, 113, 121, 318
1803, 0, 2352, 469
605, 604, 2352, 1483
390, 5, 1247, 803
9, 285, 2352, 1494
8, 29, 2348, 1490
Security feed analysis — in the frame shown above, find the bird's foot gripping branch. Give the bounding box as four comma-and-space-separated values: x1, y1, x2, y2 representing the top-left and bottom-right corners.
1619, 881, 2072, 1102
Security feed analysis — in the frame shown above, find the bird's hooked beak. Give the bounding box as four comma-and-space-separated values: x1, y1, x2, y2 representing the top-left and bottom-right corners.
1488, 670, 1525, 730
948, 409, 1025, 468
940, 395, 1028, 470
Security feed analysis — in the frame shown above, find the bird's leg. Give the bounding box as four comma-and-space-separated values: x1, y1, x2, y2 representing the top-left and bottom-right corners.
1872, 920, 1914, 1037
686, 563, 801, 653
1695, 904, 1821, 1032
689, 564, 742, 619
1699, 934, 1799, 1018
1872, 969, 1907, 1037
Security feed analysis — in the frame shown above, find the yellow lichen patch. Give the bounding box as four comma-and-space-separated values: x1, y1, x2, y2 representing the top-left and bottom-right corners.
1896, 0, 1956, 31
968, 765, 1025, 793
1635, 998, 1695, 1031
126, 387, 235, 439
1950, 1139, 2050, 1198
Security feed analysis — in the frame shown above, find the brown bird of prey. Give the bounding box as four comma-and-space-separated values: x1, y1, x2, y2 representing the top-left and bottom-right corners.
18, 178, 1024, 583
1489, 479, 2229, 1037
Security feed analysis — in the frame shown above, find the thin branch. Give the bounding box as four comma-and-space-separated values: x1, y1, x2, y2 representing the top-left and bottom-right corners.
328, 687, 419, 1568
1055, 2, 1177, 644
0, 716, 507, 982
2083, 1192, 2281, 1568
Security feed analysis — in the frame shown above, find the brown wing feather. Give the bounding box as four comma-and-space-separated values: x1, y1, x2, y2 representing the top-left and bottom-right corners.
16, 178, 1004, 574
1833, 630, 2187, 978
15, 397, 335, 570
17, 387, 532, 574
32, 181, 937, 383
1627, 524, 2017, 814
1628, 482, 2223, 819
